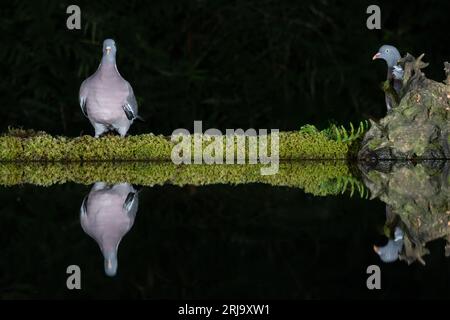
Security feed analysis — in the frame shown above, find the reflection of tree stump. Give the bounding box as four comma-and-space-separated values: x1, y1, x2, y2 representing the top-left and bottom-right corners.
359, 54, 450, 161
360, 161, 450, 265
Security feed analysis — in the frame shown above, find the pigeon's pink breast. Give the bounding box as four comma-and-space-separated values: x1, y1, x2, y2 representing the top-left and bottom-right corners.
83, 191, 131, 252
86, 67, 129, 124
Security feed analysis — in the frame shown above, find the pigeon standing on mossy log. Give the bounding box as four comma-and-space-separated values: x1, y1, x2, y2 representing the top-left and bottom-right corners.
372, 45, 404, 111
79, 39, 141, 137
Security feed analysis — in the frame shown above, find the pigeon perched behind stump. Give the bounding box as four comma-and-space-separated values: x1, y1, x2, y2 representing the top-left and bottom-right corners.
79, 39, 141, 137
372, 45, 403, 112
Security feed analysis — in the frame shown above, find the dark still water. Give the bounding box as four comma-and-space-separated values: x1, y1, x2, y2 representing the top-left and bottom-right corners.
0, 161, 449, 299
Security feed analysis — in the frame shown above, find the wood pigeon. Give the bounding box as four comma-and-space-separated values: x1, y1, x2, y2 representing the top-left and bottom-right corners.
79, 39, 142, 137
372, 45, 404, 111
80, 182, 139, 276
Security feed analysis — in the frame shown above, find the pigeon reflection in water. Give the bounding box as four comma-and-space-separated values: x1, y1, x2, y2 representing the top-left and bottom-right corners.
374, 227, 404, 263
80, 182, 139, 277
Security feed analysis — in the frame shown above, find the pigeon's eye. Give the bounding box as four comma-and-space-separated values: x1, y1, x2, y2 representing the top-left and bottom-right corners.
386, 49, 390, 53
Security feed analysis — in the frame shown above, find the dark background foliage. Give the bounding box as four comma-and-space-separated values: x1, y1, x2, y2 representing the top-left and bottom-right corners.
2, 0, 449, 135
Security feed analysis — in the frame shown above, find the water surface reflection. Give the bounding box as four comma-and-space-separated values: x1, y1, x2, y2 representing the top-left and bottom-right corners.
0, 161, 449, 298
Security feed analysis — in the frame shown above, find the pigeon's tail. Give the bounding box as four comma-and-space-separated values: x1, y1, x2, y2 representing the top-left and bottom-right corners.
135, 115, 146, 122
133, 185, 144, 194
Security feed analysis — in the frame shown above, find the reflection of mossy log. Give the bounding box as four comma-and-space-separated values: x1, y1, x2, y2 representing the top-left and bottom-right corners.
0, 128, 354, 161
359, 54, 450, 160
0, 161, 359, 197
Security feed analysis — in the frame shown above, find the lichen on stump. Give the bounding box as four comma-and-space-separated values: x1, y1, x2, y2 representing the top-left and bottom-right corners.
359, 54, 450, 160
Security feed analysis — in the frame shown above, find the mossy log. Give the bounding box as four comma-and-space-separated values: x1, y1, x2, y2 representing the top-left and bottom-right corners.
0, 161, 364, 197
0, 127, 356, 161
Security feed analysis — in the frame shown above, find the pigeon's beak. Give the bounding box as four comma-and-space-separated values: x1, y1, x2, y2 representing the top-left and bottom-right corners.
373, 245, 380, 254
106, 46, 112, 55
372, 52, 381, 60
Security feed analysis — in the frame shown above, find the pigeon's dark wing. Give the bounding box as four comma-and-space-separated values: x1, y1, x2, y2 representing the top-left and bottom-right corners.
123, 191, 139, 223
123, 192, 136, 211
80, 195, 89, 218
122, 82, 140, 121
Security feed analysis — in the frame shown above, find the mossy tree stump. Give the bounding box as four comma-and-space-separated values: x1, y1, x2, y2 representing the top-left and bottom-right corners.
359, 54, 450, 160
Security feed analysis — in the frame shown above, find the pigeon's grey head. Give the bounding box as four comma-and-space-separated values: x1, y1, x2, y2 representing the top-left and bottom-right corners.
103, 250, 118, 277
372, 45, 401, 68
102, 39, 117, 60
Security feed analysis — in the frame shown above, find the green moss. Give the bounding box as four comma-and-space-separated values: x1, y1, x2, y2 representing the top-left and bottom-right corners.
0, 161, 361, 197
0, 126, 366, 196
0, 126, 359, 161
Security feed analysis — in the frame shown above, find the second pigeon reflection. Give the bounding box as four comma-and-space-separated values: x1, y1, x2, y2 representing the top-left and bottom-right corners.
79, 39, 142, 137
